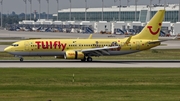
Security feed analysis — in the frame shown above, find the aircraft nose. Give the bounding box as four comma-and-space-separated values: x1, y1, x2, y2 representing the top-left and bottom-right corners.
4, 47, 11, 52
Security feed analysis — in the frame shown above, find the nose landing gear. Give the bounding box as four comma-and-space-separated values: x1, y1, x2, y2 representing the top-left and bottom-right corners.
15, 55, 24, 62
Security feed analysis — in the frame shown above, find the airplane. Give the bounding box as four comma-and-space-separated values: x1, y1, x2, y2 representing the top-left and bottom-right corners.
4, 10, 165, 62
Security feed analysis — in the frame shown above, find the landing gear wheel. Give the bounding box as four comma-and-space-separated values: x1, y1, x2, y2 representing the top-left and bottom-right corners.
87, 57, 92, 62
20, 58, 24, 62
81, 57, 86, 62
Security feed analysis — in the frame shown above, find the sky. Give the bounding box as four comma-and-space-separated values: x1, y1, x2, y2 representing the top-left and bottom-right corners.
1, 0, 179, 14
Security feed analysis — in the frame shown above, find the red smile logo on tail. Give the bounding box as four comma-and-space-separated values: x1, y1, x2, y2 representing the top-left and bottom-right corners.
147, 23, 161, 35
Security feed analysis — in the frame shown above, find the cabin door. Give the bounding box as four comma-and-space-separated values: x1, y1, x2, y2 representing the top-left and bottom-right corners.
24, 41, 30, 55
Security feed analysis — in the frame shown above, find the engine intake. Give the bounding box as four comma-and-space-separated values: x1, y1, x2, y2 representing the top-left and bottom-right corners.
64, 51, 84, 59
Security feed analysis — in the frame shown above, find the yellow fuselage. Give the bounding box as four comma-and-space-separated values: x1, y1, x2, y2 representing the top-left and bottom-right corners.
5, 38, 160, 57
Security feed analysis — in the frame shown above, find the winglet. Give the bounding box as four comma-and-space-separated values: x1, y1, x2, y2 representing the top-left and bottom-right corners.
173, 35, 178, 40
88, 34, 93, 39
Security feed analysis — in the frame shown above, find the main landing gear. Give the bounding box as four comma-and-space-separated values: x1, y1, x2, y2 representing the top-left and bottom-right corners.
20, 57, 24, 62
81, 56, 93, 62
87, 57, 92, 62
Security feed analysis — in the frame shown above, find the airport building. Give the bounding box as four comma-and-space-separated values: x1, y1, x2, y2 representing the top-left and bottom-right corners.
54, 4, 180, 23
9, 4, 180, 36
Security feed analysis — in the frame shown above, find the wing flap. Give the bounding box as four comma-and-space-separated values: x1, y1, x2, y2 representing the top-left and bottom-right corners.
81, 46, 120, 56
81, 46, 119, 52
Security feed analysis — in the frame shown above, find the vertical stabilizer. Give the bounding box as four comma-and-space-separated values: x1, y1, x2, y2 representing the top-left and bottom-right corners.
132, 10, 165, 40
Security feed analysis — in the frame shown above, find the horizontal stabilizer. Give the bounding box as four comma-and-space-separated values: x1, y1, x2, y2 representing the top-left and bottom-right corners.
148, 40, 167, 44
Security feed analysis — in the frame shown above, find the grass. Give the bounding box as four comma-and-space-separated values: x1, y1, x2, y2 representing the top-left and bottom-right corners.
1, 49, 180, 60
0, 68, 180, 101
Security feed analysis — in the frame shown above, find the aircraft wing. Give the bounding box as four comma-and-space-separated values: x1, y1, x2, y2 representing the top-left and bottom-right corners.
79, 46, 120, 56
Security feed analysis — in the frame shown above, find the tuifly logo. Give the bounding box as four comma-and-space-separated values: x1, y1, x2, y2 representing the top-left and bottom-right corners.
35, 41, 67, 51
147, 23, 161, 35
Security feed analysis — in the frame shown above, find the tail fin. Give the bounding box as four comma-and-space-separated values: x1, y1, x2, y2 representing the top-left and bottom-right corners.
132, 10, 165, 40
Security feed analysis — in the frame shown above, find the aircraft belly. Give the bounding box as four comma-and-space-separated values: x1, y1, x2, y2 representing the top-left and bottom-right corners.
9, 52, 29, 56
10, 50, 139, 57
10, 51, 65, 56
29, 51, 65, 56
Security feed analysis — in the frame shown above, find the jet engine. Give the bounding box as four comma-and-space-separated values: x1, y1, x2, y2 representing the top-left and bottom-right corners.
64, 51, 84, 59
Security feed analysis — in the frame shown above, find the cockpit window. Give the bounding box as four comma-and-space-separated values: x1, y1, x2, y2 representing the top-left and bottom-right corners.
11, 44, 19, 47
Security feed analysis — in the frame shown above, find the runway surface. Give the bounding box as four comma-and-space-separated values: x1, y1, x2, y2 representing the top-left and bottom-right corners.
0, 60, 180, 68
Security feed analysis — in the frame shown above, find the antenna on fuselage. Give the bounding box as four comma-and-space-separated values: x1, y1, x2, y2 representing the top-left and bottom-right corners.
88, 34, 93, 39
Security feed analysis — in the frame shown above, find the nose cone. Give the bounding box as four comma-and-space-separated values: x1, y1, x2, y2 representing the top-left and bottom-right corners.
4, 47, 11, 52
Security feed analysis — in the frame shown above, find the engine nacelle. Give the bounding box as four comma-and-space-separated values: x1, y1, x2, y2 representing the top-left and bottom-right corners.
64, 51, 84, 59
54, 56, 64, 59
